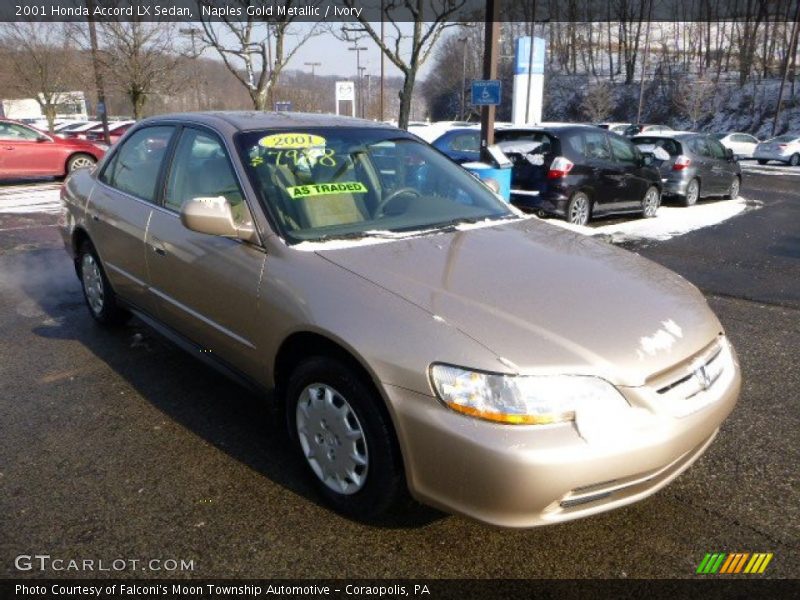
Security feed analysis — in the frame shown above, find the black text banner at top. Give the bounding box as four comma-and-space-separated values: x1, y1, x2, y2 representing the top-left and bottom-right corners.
2, 0, 797, 23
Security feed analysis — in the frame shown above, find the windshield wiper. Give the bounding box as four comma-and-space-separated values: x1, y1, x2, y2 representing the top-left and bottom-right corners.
429, 214, 519, 231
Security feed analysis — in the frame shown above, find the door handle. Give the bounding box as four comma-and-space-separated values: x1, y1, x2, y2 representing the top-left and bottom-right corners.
3, 146, 13, 151
150, 238, 167, 256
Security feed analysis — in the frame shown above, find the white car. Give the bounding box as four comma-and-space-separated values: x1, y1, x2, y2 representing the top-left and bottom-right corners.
713, 133, 759, 159
753, 135, 800, 166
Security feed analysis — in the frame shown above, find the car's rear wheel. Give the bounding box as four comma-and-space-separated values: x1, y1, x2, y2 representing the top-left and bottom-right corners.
725, 176, 741, 200
757, 159, 768, 165
77, 241, 130, 326
566, 191, 591, 226
641, 186, 660, 218
286, 357, 407, 520
681, 178, 700, 207
789, 154, 800, 167
67, 153, 96, 174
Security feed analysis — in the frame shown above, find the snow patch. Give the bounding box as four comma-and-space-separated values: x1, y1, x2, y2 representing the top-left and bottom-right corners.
545, 198, 755, 243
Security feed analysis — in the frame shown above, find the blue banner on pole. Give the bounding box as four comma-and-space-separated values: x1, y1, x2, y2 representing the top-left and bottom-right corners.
515, 37, 546, 75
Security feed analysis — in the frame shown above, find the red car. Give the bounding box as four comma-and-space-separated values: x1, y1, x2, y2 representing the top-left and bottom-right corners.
0, 119, 105, 179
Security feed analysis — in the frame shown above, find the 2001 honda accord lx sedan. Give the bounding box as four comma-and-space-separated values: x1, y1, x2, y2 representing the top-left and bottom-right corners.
59, 112, 741, 527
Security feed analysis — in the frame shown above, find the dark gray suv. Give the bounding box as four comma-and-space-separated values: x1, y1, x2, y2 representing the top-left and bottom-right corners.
632, 133, 742, 206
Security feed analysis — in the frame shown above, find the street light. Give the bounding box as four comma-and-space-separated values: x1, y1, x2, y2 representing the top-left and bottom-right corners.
349, 43, 367, 118
304, 61, 322, 78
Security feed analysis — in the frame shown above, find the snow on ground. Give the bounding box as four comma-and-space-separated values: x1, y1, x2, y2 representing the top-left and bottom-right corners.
0, 183, 62, 215
546, 198, 756, 243
740, 162, 800, 177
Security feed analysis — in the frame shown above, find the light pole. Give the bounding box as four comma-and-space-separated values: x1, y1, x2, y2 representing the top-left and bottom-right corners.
304, 61, 321, 78
85, 0, 109, 144
180, 27, 204, 111
349, 43, 367, 118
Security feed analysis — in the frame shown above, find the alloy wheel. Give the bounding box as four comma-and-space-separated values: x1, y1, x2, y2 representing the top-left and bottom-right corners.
568, 194, 590, 226
642, 188, 660, 217
70, 156, 94, 170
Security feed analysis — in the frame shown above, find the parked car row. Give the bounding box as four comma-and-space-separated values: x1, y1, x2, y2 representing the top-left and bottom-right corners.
430, 124, 742, 225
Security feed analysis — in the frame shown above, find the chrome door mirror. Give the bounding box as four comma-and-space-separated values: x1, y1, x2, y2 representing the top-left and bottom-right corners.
180, 196, 258, 244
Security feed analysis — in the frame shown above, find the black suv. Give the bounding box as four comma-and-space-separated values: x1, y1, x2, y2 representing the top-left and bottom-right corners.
497, 125, 662, 225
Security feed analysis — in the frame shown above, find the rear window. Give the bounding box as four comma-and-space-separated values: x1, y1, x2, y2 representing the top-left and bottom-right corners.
633, 137, 681, 156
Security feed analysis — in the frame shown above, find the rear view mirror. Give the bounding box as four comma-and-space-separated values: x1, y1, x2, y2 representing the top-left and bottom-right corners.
36, 134, 50, 143
180, 196, 257, 244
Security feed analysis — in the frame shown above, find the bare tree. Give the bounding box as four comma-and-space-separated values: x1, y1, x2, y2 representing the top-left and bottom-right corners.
342, 0, 467, 129
673, 77, 715, 129
199, 1, 320, 111
0, 23, 77, 131
581, 81, 614, 122
98, 20, 184, 119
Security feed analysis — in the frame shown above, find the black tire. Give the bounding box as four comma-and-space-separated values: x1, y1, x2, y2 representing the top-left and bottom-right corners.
286, 356, 407, 520
566, 191, 591, 226
680, 178, 700, 207
725, 176, 741, 200
67, 153, 97, 173
77, 241, 130, 326
641, 186, 660, 218
757, 159, 768, 165
789, 154, 800, 167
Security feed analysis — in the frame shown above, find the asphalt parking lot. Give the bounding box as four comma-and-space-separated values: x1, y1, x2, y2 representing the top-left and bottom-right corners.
0, 168, 797, 579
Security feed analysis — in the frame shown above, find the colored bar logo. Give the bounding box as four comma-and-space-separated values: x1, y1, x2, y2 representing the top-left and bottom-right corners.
696, 552, 773, 574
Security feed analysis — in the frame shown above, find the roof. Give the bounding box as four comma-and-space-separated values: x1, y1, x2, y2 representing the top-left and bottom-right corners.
140, 111, 398, 132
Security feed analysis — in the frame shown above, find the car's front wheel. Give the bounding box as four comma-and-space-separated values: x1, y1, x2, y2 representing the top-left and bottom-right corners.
67, 153, 97, 173
77, 241, 130, 326
641, 186, 660, 218
566, 191, 591, 226
757, 159, 768, 165
681, 178, 700, 207
286, 357, 407, 520
789, 154, 800, 167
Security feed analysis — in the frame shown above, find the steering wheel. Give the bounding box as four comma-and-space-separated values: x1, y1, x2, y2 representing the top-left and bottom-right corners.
374, 187, 420, 217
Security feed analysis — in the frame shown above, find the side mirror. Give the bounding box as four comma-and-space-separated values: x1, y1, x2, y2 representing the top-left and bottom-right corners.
180, 196, 258, 244
36, 134, 50, 143
725, 147, 735, 160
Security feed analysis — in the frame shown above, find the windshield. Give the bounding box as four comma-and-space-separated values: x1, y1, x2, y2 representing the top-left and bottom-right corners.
235, 127, 515, 243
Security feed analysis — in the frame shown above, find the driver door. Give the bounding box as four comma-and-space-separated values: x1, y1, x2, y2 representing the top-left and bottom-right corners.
145, 126, 267, 380
0, 122, 60, 177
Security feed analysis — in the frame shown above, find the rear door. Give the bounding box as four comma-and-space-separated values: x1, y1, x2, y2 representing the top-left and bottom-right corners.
686, 137, 717, 193
88, 125, 176, 315
581, 129, 624, 209
145, 126, 267, 380
706, 136, 737, 191
608, 134, 648, 208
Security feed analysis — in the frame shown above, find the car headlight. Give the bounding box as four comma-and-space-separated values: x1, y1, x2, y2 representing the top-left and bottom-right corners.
430, 364, 629, 425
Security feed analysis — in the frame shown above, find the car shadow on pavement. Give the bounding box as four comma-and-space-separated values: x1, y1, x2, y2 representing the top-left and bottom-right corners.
21, 247, 444, 530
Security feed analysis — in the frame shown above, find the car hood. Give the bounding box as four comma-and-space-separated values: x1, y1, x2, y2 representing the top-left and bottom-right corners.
315, 218, 722, 387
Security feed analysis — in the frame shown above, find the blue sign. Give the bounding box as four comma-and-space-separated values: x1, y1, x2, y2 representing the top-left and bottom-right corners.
515, 37, 546, 75
471, 80, 502, 106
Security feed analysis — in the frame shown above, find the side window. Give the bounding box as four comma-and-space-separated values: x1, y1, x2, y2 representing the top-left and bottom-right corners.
448, 132, 479, 153
609, 135, 637, 164
100, 126, 175, 203
707, 138, 727, 159
689, 138, 711, 157
583, 131, 612, 160
164, 128, 246, 219
0, 123, 41, 141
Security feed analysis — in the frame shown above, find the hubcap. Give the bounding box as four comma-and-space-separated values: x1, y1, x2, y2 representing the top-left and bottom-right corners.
643, 189, 659, 216
687, 181, 699, 204
569, 196, 589, 225
81, 254, 104, 315
730, 179, 740, 198
296, 384, 368, 495
71, 157, 93, 170
791, 155, 799, 166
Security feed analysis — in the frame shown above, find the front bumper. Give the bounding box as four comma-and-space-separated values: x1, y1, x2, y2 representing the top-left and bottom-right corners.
384, 343, 740, 528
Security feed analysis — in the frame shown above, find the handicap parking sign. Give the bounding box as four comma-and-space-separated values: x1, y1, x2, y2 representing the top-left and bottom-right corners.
471, 80, 502, 106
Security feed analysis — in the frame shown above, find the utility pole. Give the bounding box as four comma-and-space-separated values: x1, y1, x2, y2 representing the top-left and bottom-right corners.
636, 0, 654, 126
358, 66, 367, 118
459, 37, 468, 120
380, 1, 385, 121
180, 27, 203, 111
85, 0, 109, 144
480, 0, 501, 161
